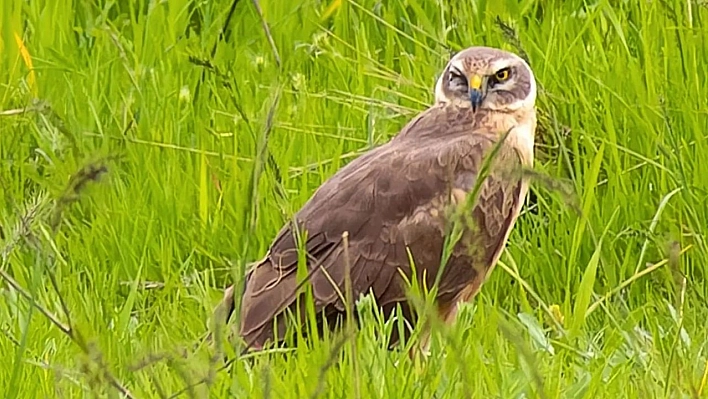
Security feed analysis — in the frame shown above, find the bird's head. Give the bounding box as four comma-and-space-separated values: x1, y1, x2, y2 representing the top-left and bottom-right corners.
434, 46, 537, 113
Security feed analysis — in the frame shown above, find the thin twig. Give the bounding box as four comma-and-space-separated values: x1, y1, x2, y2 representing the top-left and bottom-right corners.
341, 231, 360, 399
252, 0, 282, 68
1, 160, 134, 398
0, 268, 135, 398
494, 16, 530, 66
193, 0, 243, 105
212, 0, 241, 57
0, 269, 71, 334
177, 234, 345, 398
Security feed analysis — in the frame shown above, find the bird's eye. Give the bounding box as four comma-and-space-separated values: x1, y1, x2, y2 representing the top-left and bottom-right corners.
448, 68, 468, 92
494, 68, 511, 82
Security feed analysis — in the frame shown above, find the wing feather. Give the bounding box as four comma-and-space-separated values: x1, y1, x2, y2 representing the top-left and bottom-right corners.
233, 104, 527, 347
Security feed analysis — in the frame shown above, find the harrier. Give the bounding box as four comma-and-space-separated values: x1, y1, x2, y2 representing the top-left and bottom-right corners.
216, 46, 537, 352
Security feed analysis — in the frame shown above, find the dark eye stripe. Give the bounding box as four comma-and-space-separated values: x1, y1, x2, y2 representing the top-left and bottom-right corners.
448, 66, 466, 80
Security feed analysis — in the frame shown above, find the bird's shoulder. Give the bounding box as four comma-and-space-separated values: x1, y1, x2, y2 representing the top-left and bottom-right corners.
237, 105, 527, 341
268, 105, 521, 263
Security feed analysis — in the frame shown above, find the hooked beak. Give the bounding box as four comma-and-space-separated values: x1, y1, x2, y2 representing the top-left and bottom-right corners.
469, 74, 485, 112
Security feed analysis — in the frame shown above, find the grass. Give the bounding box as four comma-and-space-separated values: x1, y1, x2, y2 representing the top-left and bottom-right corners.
1, 0, 708, 397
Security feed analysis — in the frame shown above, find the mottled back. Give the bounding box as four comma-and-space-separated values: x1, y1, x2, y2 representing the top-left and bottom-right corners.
231, 104, 527, 348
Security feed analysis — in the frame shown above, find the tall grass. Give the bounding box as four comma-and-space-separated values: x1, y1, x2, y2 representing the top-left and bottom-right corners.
1, 0, 707, 397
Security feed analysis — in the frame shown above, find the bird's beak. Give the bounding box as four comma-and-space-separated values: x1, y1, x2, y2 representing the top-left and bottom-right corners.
469, 74, 485, 112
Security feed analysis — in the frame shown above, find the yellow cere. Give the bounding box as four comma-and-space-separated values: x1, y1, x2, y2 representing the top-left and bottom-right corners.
469, 74, 483, 90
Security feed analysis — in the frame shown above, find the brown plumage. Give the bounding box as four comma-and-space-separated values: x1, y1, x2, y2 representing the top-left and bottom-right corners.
215, 46, 538, 353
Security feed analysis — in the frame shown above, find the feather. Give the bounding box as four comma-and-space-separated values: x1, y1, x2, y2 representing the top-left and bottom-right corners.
218, 104, 531, 350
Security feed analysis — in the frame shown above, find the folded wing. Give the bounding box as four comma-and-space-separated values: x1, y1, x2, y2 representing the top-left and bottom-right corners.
231, 105, 525, 348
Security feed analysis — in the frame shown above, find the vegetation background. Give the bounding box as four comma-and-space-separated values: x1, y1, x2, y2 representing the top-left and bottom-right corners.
1, 0, 707, 397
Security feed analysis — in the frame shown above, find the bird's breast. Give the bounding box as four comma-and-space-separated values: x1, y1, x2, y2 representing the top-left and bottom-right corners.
482, 110, 536, 167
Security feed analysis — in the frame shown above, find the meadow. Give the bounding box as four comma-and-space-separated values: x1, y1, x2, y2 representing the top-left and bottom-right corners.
1, 0, 708, 397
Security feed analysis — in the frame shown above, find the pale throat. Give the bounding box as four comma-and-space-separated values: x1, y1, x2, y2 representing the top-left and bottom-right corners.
486, 107, 536, 166
509, 109, 537, 167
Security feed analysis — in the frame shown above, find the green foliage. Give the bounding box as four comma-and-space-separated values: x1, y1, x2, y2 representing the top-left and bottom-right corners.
1, 0, 707, 397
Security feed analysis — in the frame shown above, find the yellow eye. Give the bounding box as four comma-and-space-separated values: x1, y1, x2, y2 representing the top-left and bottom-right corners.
495, 68, 510, 81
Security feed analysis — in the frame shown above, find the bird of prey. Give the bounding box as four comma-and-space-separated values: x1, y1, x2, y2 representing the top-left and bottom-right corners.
215, 46, 537, 353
